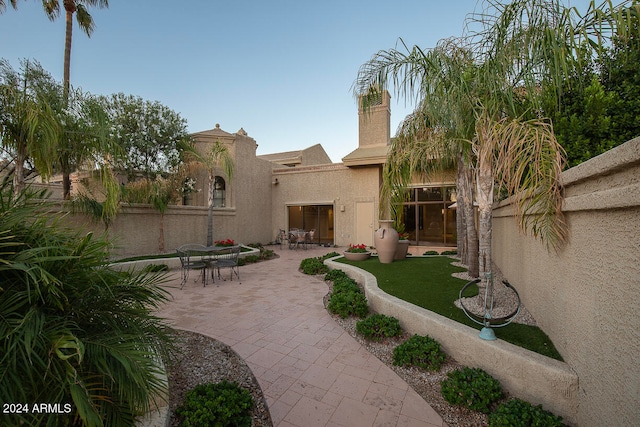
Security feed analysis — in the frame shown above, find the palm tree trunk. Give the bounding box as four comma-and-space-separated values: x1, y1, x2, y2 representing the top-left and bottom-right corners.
476, 135, 494, 307
206, 172, 214, 247
13, 147, 26, 194
158, 213, 165, 253
461, 158, 479, 278
455, 154, 466, 261
63, 3, 74, 99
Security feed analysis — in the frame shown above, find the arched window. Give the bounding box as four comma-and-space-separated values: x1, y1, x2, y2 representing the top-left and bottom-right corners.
213, 176, 226, 207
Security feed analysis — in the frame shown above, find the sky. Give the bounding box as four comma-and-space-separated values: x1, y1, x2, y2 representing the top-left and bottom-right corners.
1, 0, 592, 163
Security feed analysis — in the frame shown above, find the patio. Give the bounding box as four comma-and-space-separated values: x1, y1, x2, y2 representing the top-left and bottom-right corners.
156, 246, 445, 427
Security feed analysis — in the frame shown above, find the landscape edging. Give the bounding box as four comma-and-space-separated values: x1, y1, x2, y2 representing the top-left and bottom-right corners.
325, 256, 579, 425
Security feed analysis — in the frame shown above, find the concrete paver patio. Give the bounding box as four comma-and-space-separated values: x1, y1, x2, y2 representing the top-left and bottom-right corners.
157, 246, 445, 427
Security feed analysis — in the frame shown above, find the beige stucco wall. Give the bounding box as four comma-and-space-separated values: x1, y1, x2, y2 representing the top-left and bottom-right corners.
271, 164, 382, 247
492, 136, 640, 427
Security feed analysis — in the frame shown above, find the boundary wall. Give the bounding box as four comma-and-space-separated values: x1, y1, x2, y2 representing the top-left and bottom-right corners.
492, 137, 640, 427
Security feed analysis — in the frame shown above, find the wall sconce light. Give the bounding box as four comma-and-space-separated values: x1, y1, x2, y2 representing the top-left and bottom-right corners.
272, 178, 279, 185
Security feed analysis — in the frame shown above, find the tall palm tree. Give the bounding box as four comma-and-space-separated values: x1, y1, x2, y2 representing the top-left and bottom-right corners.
356, 0, 636, 301
39, 0, 109, 96
357, 40, 481, 277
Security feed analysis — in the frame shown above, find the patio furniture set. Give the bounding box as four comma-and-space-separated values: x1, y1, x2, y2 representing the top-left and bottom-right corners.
278, 228, 315, 250
176, 244, 241, 289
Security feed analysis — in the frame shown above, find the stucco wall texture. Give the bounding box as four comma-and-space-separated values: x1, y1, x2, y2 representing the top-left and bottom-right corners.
492, 136, 640, 427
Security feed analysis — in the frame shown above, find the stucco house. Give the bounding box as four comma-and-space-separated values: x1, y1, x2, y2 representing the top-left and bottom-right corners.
185, 91, 457, 248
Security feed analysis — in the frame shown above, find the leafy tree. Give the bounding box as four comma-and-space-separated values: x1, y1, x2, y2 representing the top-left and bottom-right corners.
0, 59, 59, 193
549, 3, 640, 167
101, 93, 191, 181
0, 182, 174, 426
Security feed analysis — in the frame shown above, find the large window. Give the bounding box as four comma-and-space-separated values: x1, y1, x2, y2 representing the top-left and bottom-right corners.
287, 205, 334, 245
401, 185, 456, 246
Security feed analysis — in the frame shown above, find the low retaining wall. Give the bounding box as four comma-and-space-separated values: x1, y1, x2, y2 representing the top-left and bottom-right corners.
325, 257, 579, 425
111, 245, 261, 271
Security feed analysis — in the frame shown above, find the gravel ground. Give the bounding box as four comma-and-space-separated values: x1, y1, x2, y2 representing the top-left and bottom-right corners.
166, 258, 535, 427
166, 330, 273, 427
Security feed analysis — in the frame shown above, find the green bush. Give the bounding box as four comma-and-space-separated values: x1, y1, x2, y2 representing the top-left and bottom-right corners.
299, 256, 329, 275
0, 184, 173, 426
332, 276, 361, 294
440, 250, 458, 256
488, 398, 565, 427
440, 367, 503, 413
176, 381, 254, 427
243, 255, 260, 264
321, 251, 340, 260
142, 263, 169, 272
327, 291, 369, 318
392, 334, 447, 371
423, 250, 439, 255
324, 268, 349, 282
356, 313, 403, 341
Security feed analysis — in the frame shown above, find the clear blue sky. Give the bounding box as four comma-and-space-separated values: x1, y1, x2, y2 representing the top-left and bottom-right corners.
1, 0, 591, 162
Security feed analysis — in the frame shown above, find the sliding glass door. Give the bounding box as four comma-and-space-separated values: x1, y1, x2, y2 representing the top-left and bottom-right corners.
287, 205, 334, 245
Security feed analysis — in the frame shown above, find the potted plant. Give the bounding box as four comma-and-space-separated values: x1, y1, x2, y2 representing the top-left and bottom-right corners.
394, 223, 410, 260
343, 244, 371, 261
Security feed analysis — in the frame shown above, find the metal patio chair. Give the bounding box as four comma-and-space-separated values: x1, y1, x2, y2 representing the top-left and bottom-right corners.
177, 244, 209, 289
214, 245, 241, 282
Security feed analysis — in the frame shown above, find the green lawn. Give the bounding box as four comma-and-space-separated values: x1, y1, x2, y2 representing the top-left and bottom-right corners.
337, 256, 562, 361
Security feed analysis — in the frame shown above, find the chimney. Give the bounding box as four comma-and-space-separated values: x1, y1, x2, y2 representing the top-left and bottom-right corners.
358, 90, 391, 148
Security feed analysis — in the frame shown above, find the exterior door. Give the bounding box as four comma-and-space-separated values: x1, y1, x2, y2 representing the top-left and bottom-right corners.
355, 201, 374, 247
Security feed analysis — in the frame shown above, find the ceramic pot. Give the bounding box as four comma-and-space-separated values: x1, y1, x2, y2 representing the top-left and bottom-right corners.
374, 220, 399, 264
343, 251, 371, 261
394, 239, 409, 260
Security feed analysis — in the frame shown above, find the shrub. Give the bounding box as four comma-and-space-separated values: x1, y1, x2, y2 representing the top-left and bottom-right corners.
440, 367, 502, 413
327, 291, 369, 318
393, 335, 447, 371
332, 276, 361, 294
299, 256, 329, 275
176, 381, 254, 427
321, 251, 340, 260
440, 250, 458, 256
142, 263, 169, 272
356, 314, 403, 341
488, 398, 565, 427
243, 255, 260, 264
324, 269, 349, 282
423, 250, 439, 255
0, 184, 173, 426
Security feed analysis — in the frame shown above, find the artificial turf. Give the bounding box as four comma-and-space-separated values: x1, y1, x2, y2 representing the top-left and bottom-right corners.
337, 256, 562, 361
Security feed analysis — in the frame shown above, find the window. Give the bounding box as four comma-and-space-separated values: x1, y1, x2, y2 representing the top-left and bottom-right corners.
400, 185, 456, 246
213, 176, 226, 207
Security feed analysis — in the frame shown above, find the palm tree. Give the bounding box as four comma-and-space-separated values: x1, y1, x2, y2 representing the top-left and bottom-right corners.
357, 40, 481, 277
0, 59, 60, 193
181, 139, 234, 247
0, 182, 174, 426
0, 0, 20, 12
39, 0, 109, 96
355, 0, 636, 301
